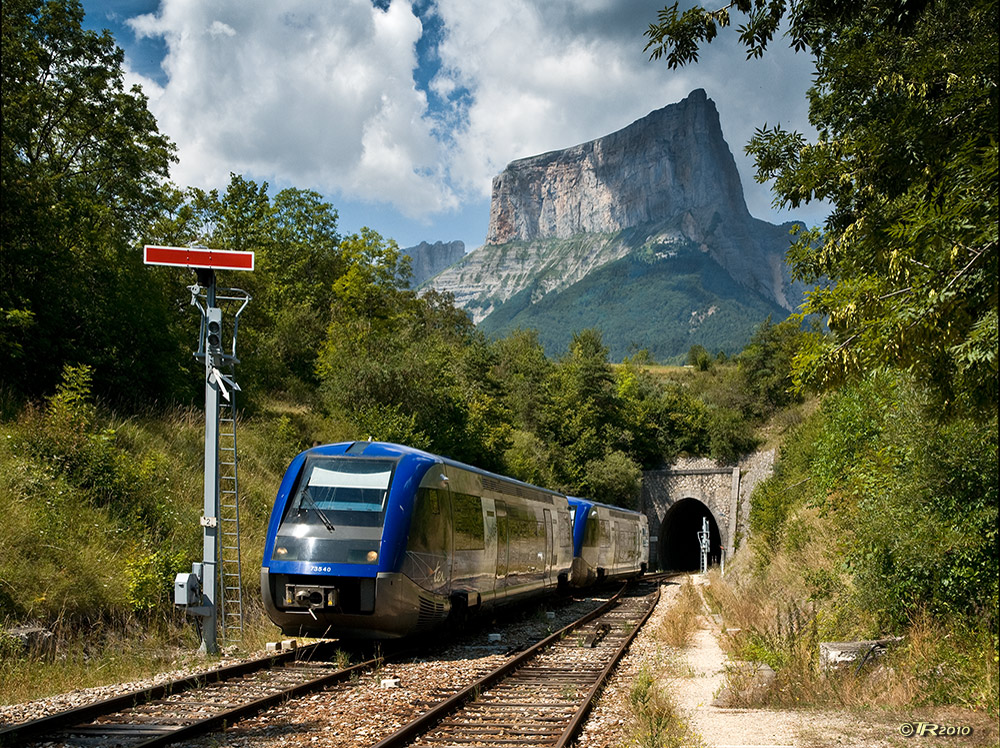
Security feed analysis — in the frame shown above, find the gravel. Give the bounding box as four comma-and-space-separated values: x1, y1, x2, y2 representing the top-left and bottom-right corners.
0, 593, 610, 747
20, 579, 986, 748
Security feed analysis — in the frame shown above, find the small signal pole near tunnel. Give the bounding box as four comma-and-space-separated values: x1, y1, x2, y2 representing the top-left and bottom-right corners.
144, 245, 253, 655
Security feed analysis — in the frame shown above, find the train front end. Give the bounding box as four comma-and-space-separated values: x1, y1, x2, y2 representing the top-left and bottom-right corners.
261, 442, 434, 639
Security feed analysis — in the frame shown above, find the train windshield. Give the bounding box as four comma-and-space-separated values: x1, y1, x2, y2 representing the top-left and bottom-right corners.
294, 459, 393, 513
271, 456, 396, 565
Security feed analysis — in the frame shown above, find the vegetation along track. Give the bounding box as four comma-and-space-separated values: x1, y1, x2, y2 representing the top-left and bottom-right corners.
0, 642, 377, 748
373, 576, 663, 748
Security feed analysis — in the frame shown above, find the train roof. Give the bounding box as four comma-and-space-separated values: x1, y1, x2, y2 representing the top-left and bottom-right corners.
307, 441, 566, 500
567, 496, 645, 520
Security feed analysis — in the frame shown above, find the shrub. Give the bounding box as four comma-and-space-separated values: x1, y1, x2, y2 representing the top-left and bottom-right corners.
581, 450, 642, 508
124, 548, 189, 615
626, 667, 702, 748
708, 408, 760, 462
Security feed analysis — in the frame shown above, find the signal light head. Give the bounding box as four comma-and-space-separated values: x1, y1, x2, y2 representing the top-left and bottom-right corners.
206, 318, 222, 353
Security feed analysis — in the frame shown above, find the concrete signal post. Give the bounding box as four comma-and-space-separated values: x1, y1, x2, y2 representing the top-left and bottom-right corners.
144, 246, 253, 654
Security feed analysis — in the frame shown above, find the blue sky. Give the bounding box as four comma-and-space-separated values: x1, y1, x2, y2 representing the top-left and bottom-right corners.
81, 0, 828, 253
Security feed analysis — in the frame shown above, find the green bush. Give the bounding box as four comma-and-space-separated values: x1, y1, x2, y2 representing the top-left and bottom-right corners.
125, 548, 189, 615
708, 407, 760, 462
581, 450, 642, 508
812, 373, 999, 630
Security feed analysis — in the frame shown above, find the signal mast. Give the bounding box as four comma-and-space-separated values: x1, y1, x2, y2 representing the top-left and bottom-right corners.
144, 245, 253, 654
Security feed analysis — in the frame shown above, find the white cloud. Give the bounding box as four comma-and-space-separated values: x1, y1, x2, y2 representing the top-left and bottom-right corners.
128, 0, 455, 216
122, 0, 824, 227
432, 0, 821, 223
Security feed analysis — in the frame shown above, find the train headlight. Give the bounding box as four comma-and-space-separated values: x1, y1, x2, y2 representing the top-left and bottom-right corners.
274, 546, 288, 556
367, 550, 378, 563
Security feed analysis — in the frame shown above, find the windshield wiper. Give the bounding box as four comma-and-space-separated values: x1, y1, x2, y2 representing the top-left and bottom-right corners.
298, 488, 336, 534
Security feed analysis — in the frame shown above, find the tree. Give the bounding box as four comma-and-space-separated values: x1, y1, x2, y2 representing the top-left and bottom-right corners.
1, 0, 179, 400
316, 228, 490, 462
686, 343, 712, 371
144, 175, 346, 395
735, 316, 806, 418
646, 0, 998, 414
546, 330, 620, 486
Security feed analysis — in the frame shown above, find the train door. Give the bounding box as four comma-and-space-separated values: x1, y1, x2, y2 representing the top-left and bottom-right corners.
612, 520, 621, 573
543, 508, 554, 586
441, 467, 456, 590
482, 497, 497, 603
640, 519, 650, 571
495, 500, 508, 601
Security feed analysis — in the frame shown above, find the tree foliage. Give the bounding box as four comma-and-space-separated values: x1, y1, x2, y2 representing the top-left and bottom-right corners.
1, 0, 181, 401
137, 174, 345, 396
646, 0, 998, 413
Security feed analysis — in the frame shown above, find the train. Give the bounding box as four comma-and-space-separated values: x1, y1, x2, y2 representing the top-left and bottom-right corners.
261, 441, 648, 639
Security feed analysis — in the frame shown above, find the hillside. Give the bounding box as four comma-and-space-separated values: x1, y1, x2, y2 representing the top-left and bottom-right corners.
477, 236, 788, 360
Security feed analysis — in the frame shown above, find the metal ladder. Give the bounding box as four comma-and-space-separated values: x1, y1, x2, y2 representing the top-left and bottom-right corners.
218, 386, 244, 646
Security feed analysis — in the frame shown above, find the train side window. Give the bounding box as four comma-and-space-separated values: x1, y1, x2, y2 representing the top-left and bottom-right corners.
453, 492, 485, 550
600, 520, 610, 548
584, 514, 600, 548
410, 488, 447, 554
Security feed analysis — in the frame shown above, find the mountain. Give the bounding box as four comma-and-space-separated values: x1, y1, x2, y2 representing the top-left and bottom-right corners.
402, 240, 466, 287
428, 89, 807, 360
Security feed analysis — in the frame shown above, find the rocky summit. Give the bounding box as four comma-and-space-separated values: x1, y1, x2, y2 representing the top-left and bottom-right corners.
402, 240, 466, 287
429, 90, 808, 360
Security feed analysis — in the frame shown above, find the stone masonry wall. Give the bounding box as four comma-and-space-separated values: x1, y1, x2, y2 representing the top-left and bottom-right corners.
640, 449, 776, 565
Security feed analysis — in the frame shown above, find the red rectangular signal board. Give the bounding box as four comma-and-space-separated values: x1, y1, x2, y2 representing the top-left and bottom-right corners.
144, 245, 255, 271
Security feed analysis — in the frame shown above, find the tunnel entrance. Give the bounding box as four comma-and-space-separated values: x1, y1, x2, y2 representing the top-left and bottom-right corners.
658, 498, 722, 571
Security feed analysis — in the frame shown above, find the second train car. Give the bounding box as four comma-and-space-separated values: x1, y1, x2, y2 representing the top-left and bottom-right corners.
568, 497, 649, 587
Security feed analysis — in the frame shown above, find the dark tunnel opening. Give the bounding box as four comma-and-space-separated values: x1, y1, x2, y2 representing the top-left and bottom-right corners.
658, 498, 722, 571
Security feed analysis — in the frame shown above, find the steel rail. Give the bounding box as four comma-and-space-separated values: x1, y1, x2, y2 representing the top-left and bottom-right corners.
370, 583, 629, 748
131, 656, 378, 748
0, 641, 354, 747
554, 582, 661, 747
371, 579, 664, 748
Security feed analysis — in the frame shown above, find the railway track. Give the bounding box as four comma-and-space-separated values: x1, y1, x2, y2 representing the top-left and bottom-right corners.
3, 576, 671, 748
372, 577, 663, 748
0, 641, 378, 748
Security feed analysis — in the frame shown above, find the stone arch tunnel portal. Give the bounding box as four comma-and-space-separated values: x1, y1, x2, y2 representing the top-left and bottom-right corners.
659, 498, 722, 571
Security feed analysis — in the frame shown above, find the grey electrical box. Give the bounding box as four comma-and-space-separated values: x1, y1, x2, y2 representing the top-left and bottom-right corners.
174, 572, 201, 606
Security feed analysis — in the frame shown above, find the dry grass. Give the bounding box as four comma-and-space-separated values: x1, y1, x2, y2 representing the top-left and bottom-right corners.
625, 666, 705, 748
705, 511, 999, 715
1, 599, 284, 706
0, 612, 201, 705
615, 583, 711, 748
657, 579, 705, 648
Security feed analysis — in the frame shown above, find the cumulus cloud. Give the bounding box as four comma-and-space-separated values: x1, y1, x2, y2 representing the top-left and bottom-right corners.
432, 0, 818, 220
128, 0, 456, 216
122, 0, 821, 226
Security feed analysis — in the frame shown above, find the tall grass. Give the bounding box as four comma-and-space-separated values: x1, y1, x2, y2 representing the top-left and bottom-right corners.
625, 667, 704, 748
657, 579, 705, 648
0, 373, 339, 705
705, 509, 999, 714
0, 611, 200, 705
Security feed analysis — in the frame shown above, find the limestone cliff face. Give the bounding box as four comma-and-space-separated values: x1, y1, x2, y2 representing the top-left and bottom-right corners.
430, 90, 805, 330
403, 240, 465, 287
487, 89, 747, 244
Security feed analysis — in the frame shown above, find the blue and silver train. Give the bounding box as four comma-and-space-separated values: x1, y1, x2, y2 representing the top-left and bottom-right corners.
261, 441, 648, 639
